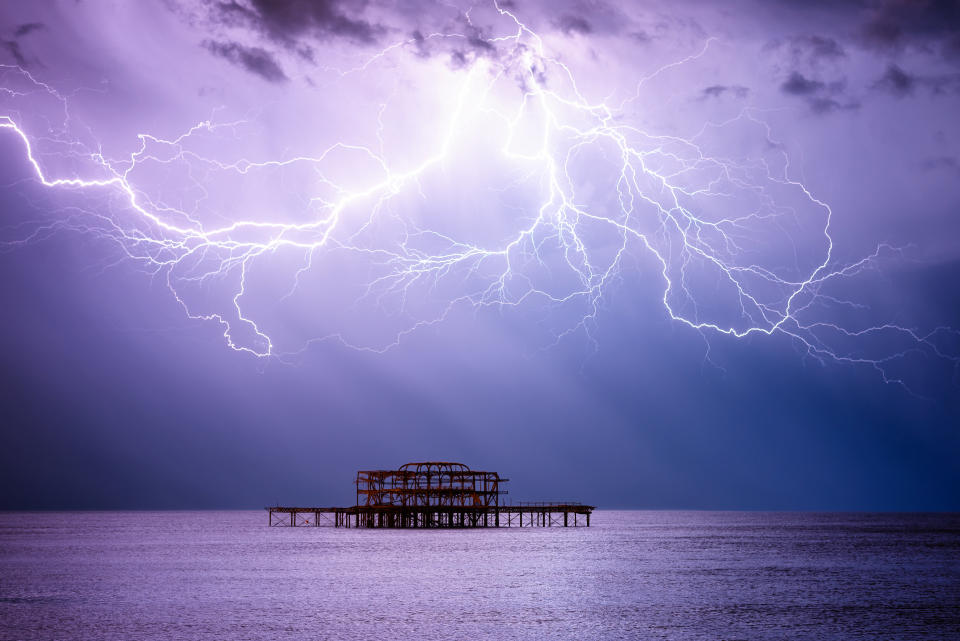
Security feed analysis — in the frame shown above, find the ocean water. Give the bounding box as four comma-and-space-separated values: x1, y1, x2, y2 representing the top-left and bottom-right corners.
0, 511, 958, 640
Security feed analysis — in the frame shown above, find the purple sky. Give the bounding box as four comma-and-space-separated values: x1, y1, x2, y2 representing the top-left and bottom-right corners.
0, 0, 958, 509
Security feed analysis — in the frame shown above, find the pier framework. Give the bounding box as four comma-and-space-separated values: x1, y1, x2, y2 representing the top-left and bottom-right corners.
267, 462, 593, 528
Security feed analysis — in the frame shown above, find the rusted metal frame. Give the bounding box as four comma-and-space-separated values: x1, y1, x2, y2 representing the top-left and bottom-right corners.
275, 462, 593, 529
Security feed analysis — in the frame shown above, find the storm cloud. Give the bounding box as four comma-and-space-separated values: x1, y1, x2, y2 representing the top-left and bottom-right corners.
217, 0, 384, 47
872, 63, 960, 97
861, 0, 960, 61
203, 40, 288, 82
780, 71, 858, 113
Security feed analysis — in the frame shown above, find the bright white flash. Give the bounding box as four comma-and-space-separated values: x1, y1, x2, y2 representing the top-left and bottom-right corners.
0, 3, 956, 391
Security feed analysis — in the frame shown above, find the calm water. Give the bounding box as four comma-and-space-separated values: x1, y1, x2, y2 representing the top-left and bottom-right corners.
1, 511, 958, 640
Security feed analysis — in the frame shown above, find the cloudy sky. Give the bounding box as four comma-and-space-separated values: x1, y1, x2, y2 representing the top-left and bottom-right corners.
0, 0, 958, 510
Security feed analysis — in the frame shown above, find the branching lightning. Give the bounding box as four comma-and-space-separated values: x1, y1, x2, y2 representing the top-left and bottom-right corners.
0, 1, 956, 389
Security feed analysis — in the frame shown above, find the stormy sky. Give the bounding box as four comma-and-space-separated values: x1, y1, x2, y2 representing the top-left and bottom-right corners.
0, 0, 958, 510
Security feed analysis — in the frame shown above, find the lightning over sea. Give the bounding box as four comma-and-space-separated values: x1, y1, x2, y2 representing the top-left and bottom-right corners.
1, 2, 959, 641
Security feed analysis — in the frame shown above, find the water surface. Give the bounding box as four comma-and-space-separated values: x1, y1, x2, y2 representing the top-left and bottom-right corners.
1, 511, 958, 640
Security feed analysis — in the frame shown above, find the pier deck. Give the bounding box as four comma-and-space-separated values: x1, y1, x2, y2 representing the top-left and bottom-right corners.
267, 503, 593, 528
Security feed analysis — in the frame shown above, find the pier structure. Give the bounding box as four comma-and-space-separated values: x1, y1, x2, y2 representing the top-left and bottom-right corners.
267, 461, 594, 528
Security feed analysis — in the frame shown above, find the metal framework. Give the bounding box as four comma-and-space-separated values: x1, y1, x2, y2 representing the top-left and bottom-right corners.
357, 461, 503, 508
267, 461, 594, 528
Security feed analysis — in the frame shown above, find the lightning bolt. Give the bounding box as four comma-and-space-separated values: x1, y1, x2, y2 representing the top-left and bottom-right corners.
0, 2, 956, 392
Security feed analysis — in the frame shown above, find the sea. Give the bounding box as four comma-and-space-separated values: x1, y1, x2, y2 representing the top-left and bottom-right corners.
0, 511, 958, 640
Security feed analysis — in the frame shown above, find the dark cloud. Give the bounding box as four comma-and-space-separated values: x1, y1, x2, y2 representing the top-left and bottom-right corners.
702, 84, 749, 99
872, 63, 960, 97
873, 64, 917, 97
13, 23, 45, 38
449, 30, 497, 68
202, 40, 288, 83
217, 0, 384, 47
2, 41, 26, 67
780, 71, 858, 114
410, 30, 430, 59
466, 29, 495, 54
2, 22, 46, 67
861, 0, 960, 61
781, 71, 823, 95
407, 15, 502, 70
554, 0, 634, 38
557, 14, 592, 36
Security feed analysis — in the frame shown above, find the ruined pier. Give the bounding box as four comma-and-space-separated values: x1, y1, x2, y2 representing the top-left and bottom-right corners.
267, 461, 594, 528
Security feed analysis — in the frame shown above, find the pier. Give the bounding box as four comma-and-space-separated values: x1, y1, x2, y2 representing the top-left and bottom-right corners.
267, 461, 594, 528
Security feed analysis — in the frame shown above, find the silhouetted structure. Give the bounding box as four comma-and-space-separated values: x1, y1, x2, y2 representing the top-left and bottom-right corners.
267, 461, 593, 528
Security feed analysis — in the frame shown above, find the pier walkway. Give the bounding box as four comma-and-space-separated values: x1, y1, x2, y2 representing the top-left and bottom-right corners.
266, 502, 593, 528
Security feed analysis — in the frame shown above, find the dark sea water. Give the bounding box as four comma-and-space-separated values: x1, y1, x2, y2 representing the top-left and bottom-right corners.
0, 511, 958, 640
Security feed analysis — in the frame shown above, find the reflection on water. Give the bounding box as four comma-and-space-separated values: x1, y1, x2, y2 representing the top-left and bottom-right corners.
1, 511, 958, 640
